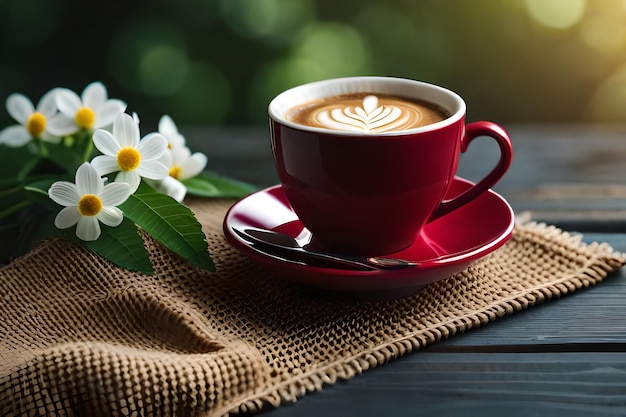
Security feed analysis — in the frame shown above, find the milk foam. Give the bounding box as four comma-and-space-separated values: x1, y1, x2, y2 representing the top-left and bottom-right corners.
310, 95, 411, 133
286, 93, 447, 133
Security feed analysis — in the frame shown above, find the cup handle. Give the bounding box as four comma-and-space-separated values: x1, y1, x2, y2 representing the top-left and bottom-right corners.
428, 121, 513, 222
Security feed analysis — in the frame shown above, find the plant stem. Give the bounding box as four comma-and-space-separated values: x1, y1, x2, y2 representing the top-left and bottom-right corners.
0, 185, 23, 198
82, 133, 94, 162
38, 138, 49, 158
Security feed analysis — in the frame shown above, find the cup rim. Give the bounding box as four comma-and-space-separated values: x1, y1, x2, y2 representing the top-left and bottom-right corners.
268, 76, 466, 137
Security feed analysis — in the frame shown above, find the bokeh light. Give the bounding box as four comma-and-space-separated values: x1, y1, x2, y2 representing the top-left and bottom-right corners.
108, 20, 189, 96
166, 62, 232, 125
578, 1, 626, 54
139, 45, 189, 96
291, 22, 371, 78
248, 22, 372, 123
525, 0, 586, 30
219, 0, 316, 44
588, 64, 626, 122
3, 0, 626, 126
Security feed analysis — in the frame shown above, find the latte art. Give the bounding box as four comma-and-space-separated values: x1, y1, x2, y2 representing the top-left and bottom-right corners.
315, 95, 415, 132
286, 93, 447, 133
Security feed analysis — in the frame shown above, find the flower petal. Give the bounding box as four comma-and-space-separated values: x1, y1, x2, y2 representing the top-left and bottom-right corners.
55, 89, 82, 118
180, 152, 208, 180
115, 170, 141, 193
6, 94, 34, 124
136, 160, 169, 180
37, 88, 62, 117
47, 113, 77, 136
136, 133, 167, 160
97, 206, 124, 227
0, 125, 31, 147
48, 181, 81, 206
113, 113, 139, 147
158, 115, 186, 147
91, 155, 120, 176
171, 145, 191, 165
82, 82, 106, 109
100, 182, 132, 206
155, 176, 187, 202
93, 129, 120, 156
75, 162, 103, 195
94, 99, 126, 128
158, 114, 178, 136
76, 216, 101, 241
159, 149, 173, 168
54, 206, 81, 229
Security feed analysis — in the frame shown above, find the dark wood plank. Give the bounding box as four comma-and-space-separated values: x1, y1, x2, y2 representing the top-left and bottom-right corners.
457, 124, 626, 229
259, 233, 626, 417
185, 124, 626, 229
437, 233, 626, 348
262, 352, 626, 417
184, 125, 626, 416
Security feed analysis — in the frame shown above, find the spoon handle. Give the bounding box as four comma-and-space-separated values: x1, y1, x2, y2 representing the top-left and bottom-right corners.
233, 227, 417, 271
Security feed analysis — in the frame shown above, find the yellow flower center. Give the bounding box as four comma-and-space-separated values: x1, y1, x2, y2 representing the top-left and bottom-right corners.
77, 194, 103, 216
26, 112, 47, 137
169, 165, 181, 179
117, 147, 141, 171
74, 107, 96, 129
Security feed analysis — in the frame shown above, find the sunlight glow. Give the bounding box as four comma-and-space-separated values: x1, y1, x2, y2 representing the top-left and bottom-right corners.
587, 65, 626, 122
525, 0, 586, 29
578, 1, 626, 54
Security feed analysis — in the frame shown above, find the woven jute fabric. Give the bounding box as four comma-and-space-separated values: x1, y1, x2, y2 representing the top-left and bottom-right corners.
0, 198, 623, 416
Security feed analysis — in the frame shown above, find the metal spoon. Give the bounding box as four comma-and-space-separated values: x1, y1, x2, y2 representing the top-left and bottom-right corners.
233, 226, 418, 271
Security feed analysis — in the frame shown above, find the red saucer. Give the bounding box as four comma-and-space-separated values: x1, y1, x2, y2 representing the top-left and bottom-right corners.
223, 177, 514, 297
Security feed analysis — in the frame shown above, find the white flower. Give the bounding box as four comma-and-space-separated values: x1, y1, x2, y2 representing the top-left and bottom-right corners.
158, 114, 186, 150
150, 146, 206, 203
91, 112, 169, 192
0, 89, 62, 147
150, 115, 206, 202
47, 81, 126, 136
48, 162, 132, 241
168, 145, 207, 181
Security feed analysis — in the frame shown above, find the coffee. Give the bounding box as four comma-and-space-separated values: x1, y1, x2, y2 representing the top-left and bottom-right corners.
270, 77, 513, 255
285, 93, 448, 133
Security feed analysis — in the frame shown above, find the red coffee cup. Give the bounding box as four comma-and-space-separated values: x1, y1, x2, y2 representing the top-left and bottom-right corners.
269, 76, 513, 256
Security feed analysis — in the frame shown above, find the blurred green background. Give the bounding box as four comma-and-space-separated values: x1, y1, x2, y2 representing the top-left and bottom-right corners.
1, 0, 625, 130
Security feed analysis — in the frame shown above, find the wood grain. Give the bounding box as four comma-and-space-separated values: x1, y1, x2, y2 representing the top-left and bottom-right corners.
261, 234, 626, 417
185, 123, 626, 221
185, 124, 626, 417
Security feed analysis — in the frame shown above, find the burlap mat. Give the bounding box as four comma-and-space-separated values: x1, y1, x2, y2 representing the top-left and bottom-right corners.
1, 198, 623, 416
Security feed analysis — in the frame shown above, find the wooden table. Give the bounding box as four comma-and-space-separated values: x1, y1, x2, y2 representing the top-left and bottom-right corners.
187, 124, 626, 416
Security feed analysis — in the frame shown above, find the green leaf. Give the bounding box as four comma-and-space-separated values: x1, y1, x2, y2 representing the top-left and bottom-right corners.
119, 181, 215, 271
181, 171, 257, 198
76, 217, 153, 274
